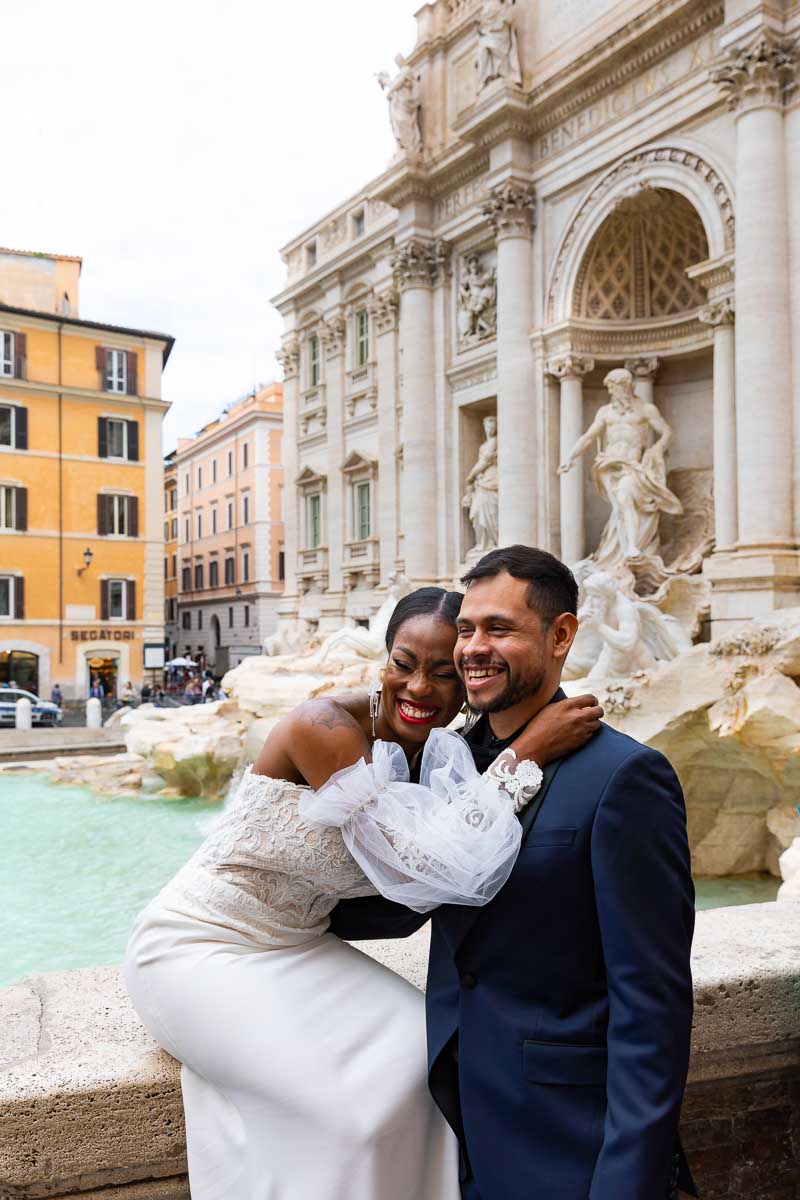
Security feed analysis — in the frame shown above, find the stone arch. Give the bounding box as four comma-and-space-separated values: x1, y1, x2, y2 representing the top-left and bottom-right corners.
546, 143, 735, 324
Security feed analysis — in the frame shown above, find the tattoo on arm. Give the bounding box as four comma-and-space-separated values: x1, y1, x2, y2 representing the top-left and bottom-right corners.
303, 701, 360, 732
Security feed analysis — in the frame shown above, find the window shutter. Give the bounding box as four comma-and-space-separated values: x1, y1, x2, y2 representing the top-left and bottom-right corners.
14, 576, 24, 619
126, 351, 138, 396
129, 495, 139, 538
126, 579, 136, 621
15, 487, 27, 531
127, 420, 139, 462
100, 580, 110, 621
97, 494, 107, 535
95, 345, 108, 390
14, 333, 27, 380
15, 407, 28, 450
98, 417, 108, 458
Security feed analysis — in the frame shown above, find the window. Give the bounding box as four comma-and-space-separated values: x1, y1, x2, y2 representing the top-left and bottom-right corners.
356, 309, 369, 367
209, 559, 219, 588
309, 335, 320, 387
224, 556, 235, 585
170, 597, 177, 621
184, 517, 190, 543
182, 565, 191, 591
227, 499, 234, 530
182, 610, 191, 630
355, 481, 371, 540
196, 511, 203, 540
0, 404, 27, 450
0, 485, 26, 531
171, 488, 177, 510
243, 443, 249, 469
211, 506, 217, 534
171, 554, 176, 578
352, 209, 365, 238
228, 606, 234, 628
197, 466, 202, 489
171, 517, 177, 539
308, 492, 322, 548
197, 609, 203, 630
0, 332, 14, 377
108, 579, 127, 619
244, 605, 250, 627
107, 418, 127, 459
242, 551, 250, 582
99, 493, 135, 537
194, 563, 204, 590
0, 575, 16, 617
306, 241, 317, 268
164, 520, 169, 539
164, 557, 168, 580
184, 474, 190, 495
242, 494, 250, 525
107, 349, 127, 394
278, 549, 285, 581
227, 450, 233, 476
211, 458, 217, 483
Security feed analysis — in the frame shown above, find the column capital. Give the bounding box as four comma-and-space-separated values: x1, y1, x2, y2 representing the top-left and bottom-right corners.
482, 180, 536, 240
318, 315, 347, 359
368, 287, 399, 334
546, 353, 594, 381
699, 297, 735, 327
391, 239, 450, 291
624, 356, 661, 381
711, 29, 798, 114
276, 336, 300, 379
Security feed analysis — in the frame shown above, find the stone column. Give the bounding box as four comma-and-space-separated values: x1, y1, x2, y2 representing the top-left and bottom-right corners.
319, 315, 346, 609
786, 70, 800, 540
699, 298, 738, 550
712, 31, 796, 548
369, 287, 400, 582
275, 337, 300, 619
624, 357, 660, 406
482, 180, 537, 546
546, 354, 594, 565
393, 239, 448, 587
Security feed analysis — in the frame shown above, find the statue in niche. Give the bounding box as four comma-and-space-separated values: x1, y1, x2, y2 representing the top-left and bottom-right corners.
462, 416, 499, 556
564, 571, 692, 682
377, 55, 422, 157
458, 254, 497, 345
477, 0, 523, 90
558, 367, 682, 572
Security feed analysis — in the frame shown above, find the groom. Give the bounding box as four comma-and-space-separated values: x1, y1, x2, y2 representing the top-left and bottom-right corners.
331, 545, 696, 1199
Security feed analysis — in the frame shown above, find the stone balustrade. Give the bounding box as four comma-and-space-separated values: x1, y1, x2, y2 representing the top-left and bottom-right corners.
1, 903, 798, 1199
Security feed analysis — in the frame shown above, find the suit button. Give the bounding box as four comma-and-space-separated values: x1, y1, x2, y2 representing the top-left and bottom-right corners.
461, 973, 477, 990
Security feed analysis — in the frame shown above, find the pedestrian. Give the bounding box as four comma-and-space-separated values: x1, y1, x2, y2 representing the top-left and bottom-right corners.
51, 683, 63, 706
121, 680, 137, 706
141, 682, 152, 703
89, 675, 105, 700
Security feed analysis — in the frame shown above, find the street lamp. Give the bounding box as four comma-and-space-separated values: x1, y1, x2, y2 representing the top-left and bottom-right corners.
77, 547, 94, 576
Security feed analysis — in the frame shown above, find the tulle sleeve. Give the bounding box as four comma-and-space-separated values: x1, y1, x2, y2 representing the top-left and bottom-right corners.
298, 729, 522, 913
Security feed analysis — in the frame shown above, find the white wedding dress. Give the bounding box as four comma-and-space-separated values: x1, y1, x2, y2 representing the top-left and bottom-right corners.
124, 731, 526, 1199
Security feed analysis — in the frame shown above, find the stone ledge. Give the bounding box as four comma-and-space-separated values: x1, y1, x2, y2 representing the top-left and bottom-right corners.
1, 907, 798, 1198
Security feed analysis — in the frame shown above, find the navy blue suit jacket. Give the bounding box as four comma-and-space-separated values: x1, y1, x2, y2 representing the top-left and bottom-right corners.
330, 720, 695, 1200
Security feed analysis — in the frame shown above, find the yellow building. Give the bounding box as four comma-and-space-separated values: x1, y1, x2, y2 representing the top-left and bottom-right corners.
164, 450, 179, 660
175, 383, 284, 673
0, 247, 173, 700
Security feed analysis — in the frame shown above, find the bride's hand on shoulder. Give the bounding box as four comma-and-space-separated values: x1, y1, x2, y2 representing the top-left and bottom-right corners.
510, 694, 603, 766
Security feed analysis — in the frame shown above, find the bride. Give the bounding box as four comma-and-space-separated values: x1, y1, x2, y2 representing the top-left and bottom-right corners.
124, 586, 600, 1199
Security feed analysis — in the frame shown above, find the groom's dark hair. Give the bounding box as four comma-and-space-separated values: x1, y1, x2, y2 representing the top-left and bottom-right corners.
461, 545, 578, 625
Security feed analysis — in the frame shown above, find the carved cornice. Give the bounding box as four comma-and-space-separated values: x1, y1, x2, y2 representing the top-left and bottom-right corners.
318, 315, 347, 358
698, 297, 735, 327
624, 356, 661, 380
711, 29, 798, 113
482, 181, 536, 240
543, 315, 713, 359
545, 354, 595, 381
391, 239, 451, 291
546, 146, 735, 323
276, 337, 300, 379
368, 287, 399, 334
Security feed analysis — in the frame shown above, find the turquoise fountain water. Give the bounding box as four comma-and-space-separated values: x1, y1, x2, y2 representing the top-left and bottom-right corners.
0, 772, 781, 989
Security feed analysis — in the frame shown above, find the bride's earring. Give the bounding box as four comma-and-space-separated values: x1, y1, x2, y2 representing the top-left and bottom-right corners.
461, 704, 480, 734
369, 687, 381, 739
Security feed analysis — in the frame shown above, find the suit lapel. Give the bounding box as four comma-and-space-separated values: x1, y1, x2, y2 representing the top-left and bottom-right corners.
445, 754, 565, 957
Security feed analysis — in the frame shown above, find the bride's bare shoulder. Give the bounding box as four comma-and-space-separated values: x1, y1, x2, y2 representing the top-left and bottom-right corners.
254, 695, 372, 788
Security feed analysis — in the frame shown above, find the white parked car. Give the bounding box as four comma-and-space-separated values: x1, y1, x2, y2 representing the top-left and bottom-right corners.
0, 688, 63, 727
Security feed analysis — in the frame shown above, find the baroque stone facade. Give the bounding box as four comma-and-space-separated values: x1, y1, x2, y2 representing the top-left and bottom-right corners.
273, 0, 800, 636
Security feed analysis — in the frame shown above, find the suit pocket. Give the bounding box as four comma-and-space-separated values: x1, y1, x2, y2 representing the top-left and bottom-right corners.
523, 1040, 607, 1087
522, 827, 577, 848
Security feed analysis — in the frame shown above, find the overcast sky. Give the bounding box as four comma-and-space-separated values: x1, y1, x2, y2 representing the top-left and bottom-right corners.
1, 0, 417, 449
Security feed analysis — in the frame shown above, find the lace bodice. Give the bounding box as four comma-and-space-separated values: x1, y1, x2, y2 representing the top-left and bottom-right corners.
157, 768, 376, 945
